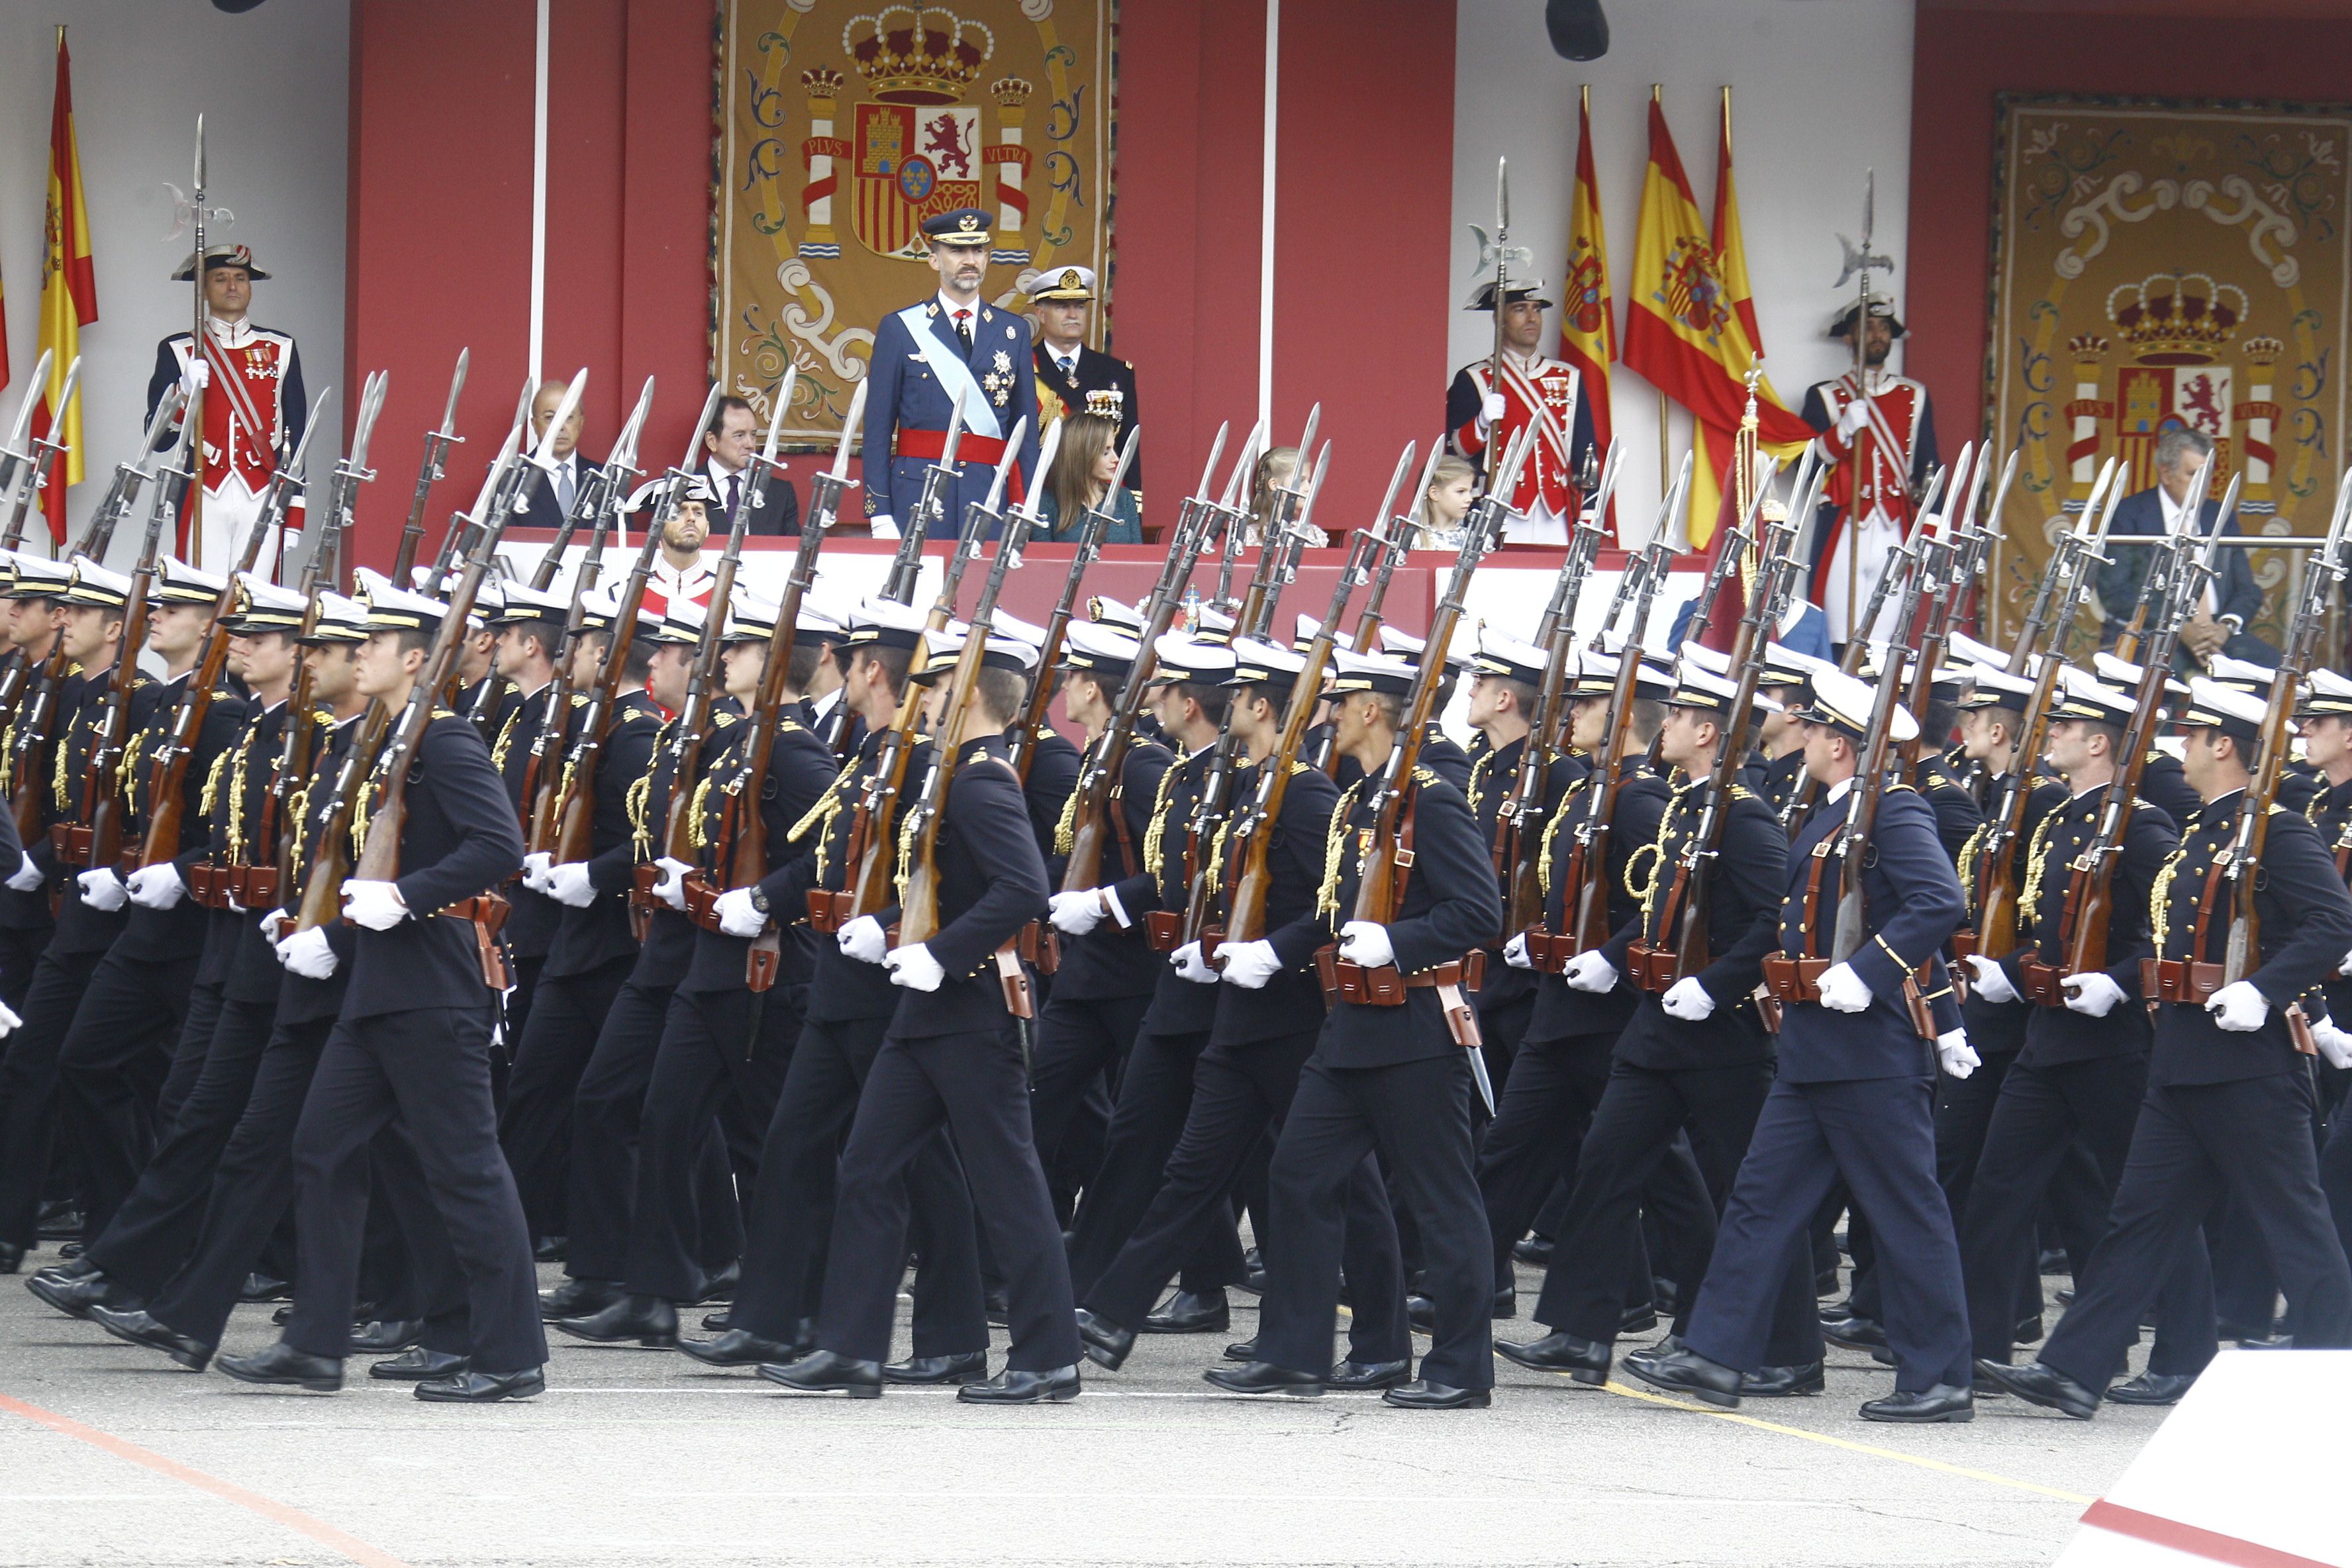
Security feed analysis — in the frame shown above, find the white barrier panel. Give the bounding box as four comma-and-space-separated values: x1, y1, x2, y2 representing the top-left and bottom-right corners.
2054, 1349, 2351, 1568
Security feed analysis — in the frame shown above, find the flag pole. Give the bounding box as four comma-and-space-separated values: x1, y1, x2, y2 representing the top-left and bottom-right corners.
187, 115, 209, 567
1651, 85, 1670, 497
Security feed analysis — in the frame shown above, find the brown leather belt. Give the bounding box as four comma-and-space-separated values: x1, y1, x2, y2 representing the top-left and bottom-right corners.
1761, 951, 1937, 1038
2141, 957, 2224, 1004
442, 893, 511, 990
1947, 929, 1981, 961
187, 862, 282, 912
1522, 928, 1575, 969
1314, 948, 1483, 1047
2018, 954, 2070, 1008
1623, 940, 1681, 995
805, 887, 856, 934
1142, 909, 1183, 953
683, 872, 723, 932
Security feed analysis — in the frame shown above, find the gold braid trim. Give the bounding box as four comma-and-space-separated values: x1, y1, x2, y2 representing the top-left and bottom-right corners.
787, 760, 859, 844
1052, 772, 1083, 856
0, 720, 14, 795
1206, 817, 1234, 886
1537, 777, 1590, 901
1316, 777, 1369, 918
219, 728, 256, 861
352, 777, 377, 859
893, 784, 921, 892
1465, 747, 1504, 821
1630, 778, 1687, 921
287, 775, 316, 882
2150, 842, 2190, 956
491, 704, 524, 775
687, 773, 717, 852
2019, 800, 2067, 929
626, 772, 655, 860
52, 712, 76, 812
1956, 821, 1988, 918
1138, 754, 1187, 883
200, 746, 233, 821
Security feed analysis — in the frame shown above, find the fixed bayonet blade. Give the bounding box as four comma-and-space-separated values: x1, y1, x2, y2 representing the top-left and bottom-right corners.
1496, 156, 1510, 238
984, 416, 1030, 516
760, 366, 798, 466
1289, 405, 1322, 491
529, 369, 587, 472
347, 370, 391, 473
282, 387, 332, 477
938, 395, 967, 474
1219, 421, 1265, 511
677, 383, 724, 475
610, 377, 656, 475
1371, 441, 1417, 537
44, 357, 81, 442
4, 348, 55, 454
1657, 449, 1695, 553
440, 348, 469, 434
1009, 418, 1059, 528
1193, 420, 1230, 503
830, 379, 869, 483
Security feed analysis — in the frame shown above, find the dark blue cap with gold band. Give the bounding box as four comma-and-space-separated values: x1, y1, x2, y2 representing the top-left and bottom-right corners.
3, 551, 75, 601
1327, 646, 1415, 699
299, 591, 371, 646
922, 208, 992, 248
909, 627, 1040, 684
1059, 620, 1141, 683
1469, 626, 1546, 686
488, 581, 570, 626
2048, 668, 2134, 724
1566, 647, 1673, 701
842, 596, 928, 652
1222, 635, 1306, 689
1958, 662, 2037, 711
221, 575, 307, 634
1797, 665, 1919, 744
572, 585, 663, 639
1667, 659, 1771, 716
354, 566, 451, 633
1145, 632, 1236, 686
152, 556, 228, 607
62, 556, 133, 610
722, 589, 840, 648
653, 601, 708, 648
2171, 676, 2271, 746
2296, 667, 2352, 719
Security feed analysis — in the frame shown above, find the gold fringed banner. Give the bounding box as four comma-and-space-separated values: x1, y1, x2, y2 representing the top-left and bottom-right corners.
1986, 93, 2352, 648
715, 0, 1117, 446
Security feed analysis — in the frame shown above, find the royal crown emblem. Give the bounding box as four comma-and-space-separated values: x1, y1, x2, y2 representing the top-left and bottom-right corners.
2105, 271, 2246, 366
844, 6, 995, 105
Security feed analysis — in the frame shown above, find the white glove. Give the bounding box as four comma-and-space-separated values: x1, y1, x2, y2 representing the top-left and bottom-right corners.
278, 926, 339, 979
884, 942, 944, 992
2062, 971, 2127, 1018
340, 879, 409, 931
1479, 391, 1507, 428
1965, 954, 2020, 1006
2206, 980, 2269, 1033
652, 856, 691, 912
2313, 1018, 2352, 1071
714, 887, 766, 938
186, 360, 210, 391
1937, 1029, 1981, 1079
126, 863, 187, 910
258, 908, 289, 948
1504, 932, 1533, 970
545, 862, 597, 908
1562, 950, 1619, 993
1661, 977, 1716, 1021
0, 998, 19, 1038
2338, 947, 2352, 977
1048, 889, 1106, 937
867, 515, 902, 540
76, 868, 126, 912
1219, 938, 1283, 990
1818, 961, 1873, 1014
1836, 397, 1871, 436
1171, 940, 1219, 985
6, 853, 42, 893
1338, 921, 1395, 971
838, 914, 889, 965
521, 851, 554, 893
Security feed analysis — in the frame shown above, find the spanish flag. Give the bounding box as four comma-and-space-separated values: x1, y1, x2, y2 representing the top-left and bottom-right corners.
1623, 89, 1808, 547
1558, 87, 1616, 538
36, 29, 99, 546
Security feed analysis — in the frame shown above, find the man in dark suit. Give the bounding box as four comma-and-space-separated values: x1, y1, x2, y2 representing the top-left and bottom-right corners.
2094, 427, 2275, 669
861, 209, 1041, 540
701, 395, 802, 537
513, 379, 603, 528
1028, 266, 1141, 499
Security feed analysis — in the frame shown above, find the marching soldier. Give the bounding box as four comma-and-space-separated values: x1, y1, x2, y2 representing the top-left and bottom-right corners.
1444, 281, 1595, 544
1027, 266, 1142, 501
484, 583, 570, 1070
1500, 659, 1820, 1391
1801, 301, 1937, 648
2301, 669, 2352, 1265
1461, 629, 1555, 1098
0, 556, 70, 1018
215, 573, 541, 1402
763, 630, 1077, 1403
1073, 635, 1410, 1385
1632, 666, 1977, 1422
862, 209, 1041, 540
1207, 646, 1499, 1409
146, 244, 307, 575
1987, 679, 2352, 1417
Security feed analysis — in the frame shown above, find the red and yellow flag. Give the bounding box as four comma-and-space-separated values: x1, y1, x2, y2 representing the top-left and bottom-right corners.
1623, 89, 1808, 547
1558, 86, 1617, 538
36, 29, 99, 546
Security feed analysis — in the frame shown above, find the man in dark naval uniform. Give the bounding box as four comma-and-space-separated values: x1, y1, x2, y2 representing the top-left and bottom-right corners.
1027, 265, 1141, 503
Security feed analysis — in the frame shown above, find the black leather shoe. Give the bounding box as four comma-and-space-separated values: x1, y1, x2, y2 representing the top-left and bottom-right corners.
2039, 1248, 2069, 1275
983, 1286, 1010, 1328
415, 1366, 544, 1402
2106, 1371, 2196, 1406
216, 1341, 342, 1392
1624, 1345, 1741, 1408
1202, 1360, 1325, 1397
552, 1294, 679, 1348
758, 1349, 883, 1398
1822, 1314, 1888, 1351
1222, 1336, 1258, 1362
369, 1348, 471, 1381
26, 1269, 137, 1319
1618, 1303, 1659, 1336
1511, 1236, 1553, 1267
1861, 1383, 1973, 1423
691, 1261, 740, 1304
34, 1255, 98, 1285
2013, 1312, 2045, 1345
887, 1350, 990, 1385
701, 1310, 734, 1333
1741, 1361, 1826, 1397
957, 1363, 1080, 1404
677, 1329, 799, 1367
37, 1200, 81, 1238
1382, 1379, 1490, 1409
0, 1241, 23, 1274
1076, 1307, 1136, 1371
1977, 1359, 2100, 1418
1142, 1289, 1228, 1334
1494, 1330, 1612, 1385
538, 1277, 622, 1320
1408, 1288, 1517, 1330
2056, 1287, 2076, 1305
532, 1235, 566, 1263
238, 1272, 291, 1303
1328, 1357, 1412, 1391
1242, 1264, 1267, 1295
348, 1318, 423, 1354
1815, 1267, 1843, 1297
89, 1306, 213, 1372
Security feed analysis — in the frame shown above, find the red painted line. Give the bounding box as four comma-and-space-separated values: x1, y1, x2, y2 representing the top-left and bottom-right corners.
2082, 1498, 2341, 1568
0, 1389, 415, 1568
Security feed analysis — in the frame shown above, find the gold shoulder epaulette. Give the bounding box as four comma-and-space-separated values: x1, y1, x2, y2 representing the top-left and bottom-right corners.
432, 707, 458, 720
712, 711, 740, 728
1412, 764, 1443, 789
569, 693, 589, 707
1886, 781, 1918, 795
778, 717, 805, 733
1287, 759, 1312, 775
1728, 784, 1757, 803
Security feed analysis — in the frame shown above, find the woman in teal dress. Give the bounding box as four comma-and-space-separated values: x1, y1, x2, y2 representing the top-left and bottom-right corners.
1036, 412, 1142, 543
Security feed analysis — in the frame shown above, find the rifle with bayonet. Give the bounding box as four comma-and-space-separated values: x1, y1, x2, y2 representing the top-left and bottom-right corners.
305, 370, 390, 597
881, 397, 965, 603
391, 348, 468, 583
1348, 444, 1434, 654
460, 373, 597, 735
430, 380, 535, 587
1895, 441, 1981, 779
74, 385, 189, 567
1221, 442, 1414, 949
1012, 424, 1139, 783
727, 381, 865, 983
1059, 420, 1251, 897
553, 377, 656, 611
0, 352, 78, 552
134, 382, 343, 871
77, 432, 189, 875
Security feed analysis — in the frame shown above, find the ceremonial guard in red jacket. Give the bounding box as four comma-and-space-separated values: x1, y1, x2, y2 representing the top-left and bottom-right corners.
1800, 300, 1937, 649
1445, 281, 1595, 546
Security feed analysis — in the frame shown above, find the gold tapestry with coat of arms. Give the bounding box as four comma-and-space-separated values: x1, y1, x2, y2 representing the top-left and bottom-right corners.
1987, 93, 2352, 647
716, 0, 1116, 448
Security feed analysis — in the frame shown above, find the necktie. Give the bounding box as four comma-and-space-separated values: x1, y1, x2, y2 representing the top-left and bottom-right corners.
955, 309, 973, 350
727, 472, 741, 518
1058, 356, 1075, 377
556, 465, 576, 516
